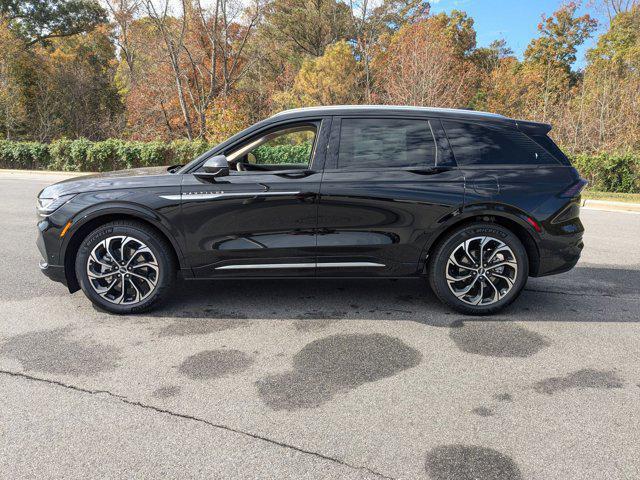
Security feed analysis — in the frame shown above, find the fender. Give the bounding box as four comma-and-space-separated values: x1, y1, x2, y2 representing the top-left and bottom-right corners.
59, 201, 188, 270
419, 201, 542, 265
460, 202, 544, 235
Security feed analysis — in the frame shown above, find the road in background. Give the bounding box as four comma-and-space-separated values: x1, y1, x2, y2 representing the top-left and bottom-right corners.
1, 172, 639, 480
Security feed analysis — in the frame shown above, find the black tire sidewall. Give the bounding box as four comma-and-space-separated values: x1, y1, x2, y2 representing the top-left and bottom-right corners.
429, 223, 529, 315
75, 222, 173, 314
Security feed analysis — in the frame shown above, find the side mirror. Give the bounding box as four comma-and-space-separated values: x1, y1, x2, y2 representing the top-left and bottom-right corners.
200, 155, 229, 178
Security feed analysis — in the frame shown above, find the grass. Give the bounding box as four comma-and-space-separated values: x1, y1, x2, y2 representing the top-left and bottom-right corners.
583, 190, 640, 204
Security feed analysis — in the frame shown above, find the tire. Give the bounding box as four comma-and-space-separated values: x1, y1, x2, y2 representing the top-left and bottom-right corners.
75, 220, 176, 314
428, 223, 529, 315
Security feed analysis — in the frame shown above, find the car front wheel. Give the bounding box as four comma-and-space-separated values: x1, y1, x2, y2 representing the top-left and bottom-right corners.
428, 223, 529, 315
75, 220, 175, 314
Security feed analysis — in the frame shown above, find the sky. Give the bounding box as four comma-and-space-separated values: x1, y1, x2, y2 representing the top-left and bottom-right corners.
429, 0, 609, 69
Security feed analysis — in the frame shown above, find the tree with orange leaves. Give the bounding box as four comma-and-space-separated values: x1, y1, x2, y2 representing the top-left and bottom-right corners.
371, 13, 479, 107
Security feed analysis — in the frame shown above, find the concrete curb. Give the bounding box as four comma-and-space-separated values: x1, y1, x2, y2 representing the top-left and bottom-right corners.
0, 169, 91, 177
582, 199, 640, 213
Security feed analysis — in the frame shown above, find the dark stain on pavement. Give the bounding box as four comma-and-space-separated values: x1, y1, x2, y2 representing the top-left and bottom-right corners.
177, 308, 248, 319
293, 319, 338, 332
256, 333, 422, 410
293, 310, 347, 331
420, 318, 465, 328
493, 392, 513, 402
425, 444, 523, 480
179, 349, 254, 380
450, 322, 548, 357
0, 327, 120, 376
156, 318, 250, 337
152, 385, 182, 398
472, 406, 494, 417
533, 369, 624, 395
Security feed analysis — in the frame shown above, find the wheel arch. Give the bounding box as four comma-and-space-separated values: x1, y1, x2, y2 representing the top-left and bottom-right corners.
423, 209, 541, 276
61, 207, 186, 293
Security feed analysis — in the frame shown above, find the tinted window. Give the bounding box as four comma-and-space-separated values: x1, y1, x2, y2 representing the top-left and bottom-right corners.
443, 121, 559, 166
529, 134, 570, 164
338, 118, 436, 169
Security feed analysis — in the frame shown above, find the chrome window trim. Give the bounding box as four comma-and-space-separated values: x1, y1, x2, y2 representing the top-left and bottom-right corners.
160, 191, 301, 201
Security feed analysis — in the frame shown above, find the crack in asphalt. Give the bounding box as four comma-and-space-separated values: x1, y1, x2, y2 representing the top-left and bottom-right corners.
0, 368, 395, 480
0, 368, 128, 398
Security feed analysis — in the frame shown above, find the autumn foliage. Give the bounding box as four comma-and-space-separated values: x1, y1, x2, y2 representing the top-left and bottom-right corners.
0, 0, 639, 157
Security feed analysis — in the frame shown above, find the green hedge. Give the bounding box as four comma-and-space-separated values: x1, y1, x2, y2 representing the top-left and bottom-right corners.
571, 152, 640, 194
0, 139, 210, 172
253, 143, 312, 165
0, 139, 638, 193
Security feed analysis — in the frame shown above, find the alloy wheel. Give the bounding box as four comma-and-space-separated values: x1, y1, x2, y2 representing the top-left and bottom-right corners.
86, 235, 159, 305
445, 236, 518, 306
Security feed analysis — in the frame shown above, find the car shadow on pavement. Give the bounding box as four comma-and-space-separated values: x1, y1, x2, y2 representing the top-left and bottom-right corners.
147, 277, 448, 321
140, 265, 640, 324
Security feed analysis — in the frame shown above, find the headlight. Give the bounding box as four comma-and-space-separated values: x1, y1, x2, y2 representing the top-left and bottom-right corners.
37, 194, 76, 216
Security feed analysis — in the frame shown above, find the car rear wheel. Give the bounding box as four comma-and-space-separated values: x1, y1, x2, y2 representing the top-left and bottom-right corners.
428, 223, 529, 315
75, 220, 175, 314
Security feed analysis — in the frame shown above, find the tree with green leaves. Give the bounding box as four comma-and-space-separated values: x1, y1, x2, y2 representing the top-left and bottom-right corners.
429, 9, 476, 58
262, 0, 353, 58
0, 0, 106, 46
471, 39, 513, 73
524, 2, 597, 71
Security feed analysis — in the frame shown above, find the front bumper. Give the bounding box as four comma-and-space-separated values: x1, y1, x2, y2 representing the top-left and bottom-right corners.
39, 258, 67, 285
37, 219, 68, 286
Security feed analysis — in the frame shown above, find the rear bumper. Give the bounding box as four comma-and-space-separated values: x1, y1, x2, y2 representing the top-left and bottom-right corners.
534, 239, 584, 277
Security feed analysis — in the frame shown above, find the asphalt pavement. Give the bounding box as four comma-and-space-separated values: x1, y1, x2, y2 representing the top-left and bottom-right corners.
1, 171, 639, 480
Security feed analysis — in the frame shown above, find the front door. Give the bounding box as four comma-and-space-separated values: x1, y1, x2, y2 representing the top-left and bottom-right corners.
180, 118, 330, 277
316, 116, 465, 276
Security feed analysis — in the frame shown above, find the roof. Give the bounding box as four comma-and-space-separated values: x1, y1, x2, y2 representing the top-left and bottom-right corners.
271, 105, 509, 122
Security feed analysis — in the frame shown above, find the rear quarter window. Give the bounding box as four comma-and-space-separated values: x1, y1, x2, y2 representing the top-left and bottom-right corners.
528, 134, 570, 165
443, 120, 560, 166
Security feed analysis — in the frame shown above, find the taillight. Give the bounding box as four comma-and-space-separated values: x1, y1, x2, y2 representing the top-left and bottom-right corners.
560, 178, 588, 198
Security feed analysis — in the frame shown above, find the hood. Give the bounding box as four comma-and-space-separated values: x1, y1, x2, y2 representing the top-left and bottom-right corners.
38, 166, 179, 198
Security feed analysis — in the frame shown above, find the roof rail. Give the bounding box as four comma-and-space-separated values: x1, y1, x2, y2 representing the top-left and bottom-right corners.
271, 105, 507, 119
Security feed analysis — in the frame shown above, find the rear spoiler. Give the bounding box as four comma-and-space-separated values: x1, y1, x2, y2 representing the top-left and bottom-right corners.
515, 120, 552, 135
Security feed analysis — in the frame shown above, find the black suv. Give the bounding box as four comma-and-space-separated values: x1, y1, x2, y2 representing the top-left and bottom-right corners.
37, 106, 585, 315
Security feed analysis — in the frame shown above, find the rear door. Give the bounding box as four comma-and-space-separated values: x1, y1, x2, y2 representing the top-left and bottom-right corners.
316, 116, 465, 276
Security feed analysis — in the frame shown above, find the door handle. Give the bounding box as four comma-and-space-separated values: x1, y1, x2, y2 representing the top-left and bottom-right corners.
406, 166, 452, 175
274, 169, 316, 178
